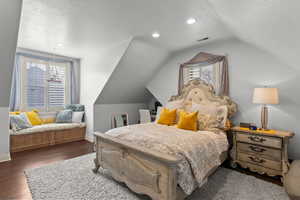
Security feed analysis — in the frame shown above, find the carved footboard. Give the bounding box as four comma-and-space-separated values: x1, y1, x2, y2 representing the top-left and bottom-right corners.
93, 132, 184, 200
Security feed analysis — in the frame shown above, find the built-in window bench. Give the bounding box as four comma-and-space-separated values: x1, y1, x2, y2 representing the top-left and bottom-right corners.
10, 123, 86, 152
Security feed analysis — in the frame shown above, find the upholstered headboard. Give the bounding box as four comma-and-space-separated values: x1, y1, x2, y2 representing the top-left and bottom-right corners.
169, 79, 237, 118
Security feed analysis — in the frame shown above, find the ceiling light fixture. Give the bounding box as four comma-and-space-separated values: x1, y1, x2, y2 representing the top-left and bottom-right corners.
57, 43, 63, 47
186, 18, 196, 25
152, 32, 160, 38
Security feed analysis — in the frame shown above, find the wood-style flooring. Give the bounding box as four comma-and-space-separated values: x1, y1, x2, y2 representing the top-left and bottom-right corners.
0, 140, 94, 200
0, 141, 282, 200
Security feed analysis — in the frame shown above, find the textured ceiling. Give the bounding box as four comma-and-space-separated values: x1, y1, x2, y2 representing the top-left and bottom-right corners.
18, 0, 233, 56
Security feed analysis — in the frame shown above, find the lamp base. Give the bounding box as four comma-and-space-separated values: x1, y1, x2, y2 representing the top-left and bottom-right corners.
261, 105, 268, 130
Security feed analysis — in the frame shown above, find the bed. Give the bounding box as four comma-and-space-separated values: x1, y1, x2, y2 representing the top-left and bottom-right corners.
93, 80, 237, 200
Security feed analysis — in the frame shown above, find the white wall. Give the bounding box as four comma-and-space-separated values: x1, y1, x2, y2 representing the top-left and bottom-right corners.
92, 39, 169, 139
96, 38, 170, 104
80, 39, 131, 140
0, 107, 10, 162
94, 103, 147, 133
147, 38, 300, 159
0, 0, 22, 162
147, 95, 158, 112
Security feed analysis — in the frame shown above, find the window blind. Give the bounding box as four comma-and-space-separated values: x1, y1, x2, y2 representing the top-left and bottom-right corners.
26, 62, 46, 108
183, 64, 214, 85
48, 65, 66, 107
182, 63, 224, 95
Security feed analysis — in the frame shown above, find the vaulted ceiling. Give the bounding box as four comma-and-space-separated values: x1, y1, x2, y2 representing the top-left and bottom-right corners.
18, 0, 300, 104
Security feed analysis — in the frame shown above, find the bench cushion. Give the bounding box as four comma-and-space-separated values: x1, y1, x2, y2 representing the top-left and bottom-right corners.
284, 160, 300, 200
10, 123, 86, 135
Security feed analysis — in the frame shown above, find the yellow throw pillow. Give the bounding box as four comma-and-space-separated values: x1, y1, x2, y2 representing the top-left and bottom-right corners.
157, 108, 177, 126
177, 110, 198, 131
42, 118, 56, 124
26, 110, 42, 126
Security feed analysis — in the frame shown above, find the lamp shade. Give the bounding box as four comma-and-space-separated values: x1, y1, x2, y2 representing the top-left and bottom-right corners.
253, 88, 279, 104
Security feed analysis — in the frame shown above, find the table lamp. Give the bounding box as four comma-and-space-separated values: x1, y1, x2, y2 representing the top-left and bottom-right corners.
253, 87, 279, 130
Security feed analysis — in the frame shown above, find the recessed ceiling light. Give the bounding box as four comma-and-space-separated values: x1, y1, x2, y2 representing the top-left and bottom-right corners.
152, 32, 160, 38
186, 18, 196, 25
57, 43, 63, 47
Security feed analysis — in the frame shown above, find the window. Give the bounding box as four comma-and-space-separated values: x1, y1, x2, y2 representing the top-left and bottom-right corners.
20, 57, 70, 111
183, 64, 215, 86
182, 62, 222, 95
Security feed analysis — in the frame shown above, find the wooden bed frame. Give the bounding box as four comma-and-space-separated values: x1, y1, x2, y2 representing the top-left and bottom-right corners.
93, 80, 237, 200
10, 127, 86, 152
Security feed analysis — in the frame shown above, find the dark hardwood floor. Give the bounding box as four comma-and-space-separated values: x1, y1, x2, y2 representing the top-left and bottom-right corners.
0, 140, 94, 200
0, 141, 282, 200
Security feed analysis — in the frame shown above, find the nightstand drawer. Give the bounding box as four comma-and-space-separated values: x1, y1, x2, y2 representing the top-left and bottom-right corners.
237, 142, 281, 161
237, 152, 282, 171
236, 132, 282, 149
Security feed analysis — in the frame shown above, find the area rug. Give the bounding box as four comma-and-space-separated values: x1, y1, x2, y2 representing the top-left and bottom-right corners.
25, 153, 289, 200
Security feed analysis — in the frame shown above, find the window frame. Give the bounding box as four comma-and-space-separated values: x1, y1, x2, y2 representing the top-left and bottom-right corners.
182, 62, 223, 95
20, 56, 71, 111
183, 63, 215, 85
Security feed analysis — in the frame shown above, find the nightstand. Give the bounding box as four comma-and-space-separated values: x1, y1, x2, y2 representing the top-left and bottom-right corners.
230, 126, 294, 179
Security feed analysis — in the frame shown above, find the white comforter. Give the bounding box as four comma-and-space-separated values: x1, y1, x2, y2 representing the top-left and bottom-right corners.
106, 123, 228, 195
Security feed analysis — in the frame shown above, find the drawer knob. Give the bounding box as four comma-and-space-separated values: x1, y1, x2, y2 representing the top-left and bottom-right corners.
249, 146, 266, 153
248, 156, 265, 164
248, 136, 266, 143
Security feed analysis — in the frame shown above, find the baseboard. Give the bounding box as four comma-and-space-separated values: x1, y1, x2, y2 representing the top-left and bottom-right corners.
0, 153, 11, 163
85, 135, 94, 143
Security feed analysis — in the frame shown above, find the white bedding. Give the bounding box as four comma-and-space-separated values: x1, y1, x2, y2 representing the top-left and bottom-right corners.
106, 123, 228, 195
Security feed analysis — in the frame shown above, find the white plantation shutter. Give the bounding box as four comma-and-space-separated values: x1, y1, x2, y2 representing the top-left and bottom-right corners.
25, 61, 47, 109
182, 63, 223, 95
48, 65, 66, 108
183, 64, 214, 85
183, 66, 201, 82
21, 57, 70, 111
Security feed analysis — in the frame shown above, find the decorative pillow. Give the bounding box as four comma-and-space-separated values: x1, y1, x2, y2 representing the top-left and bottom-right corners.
157, 108, 177, 126
177, 110, 198, 131
198, 106, 227, 130
10, 113, 32, 131
215, 106, 228, 128
225, 119, 232, 129
56, 110, 73, 123
65, 104, 85, 112
197, 114, 219, 130
189, 103, 228, 129
165, 99, 184, 122
38, 111, 58, 124
26, 110, 43, 126
42, 118, 56, 124
72, 111, 85, 123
